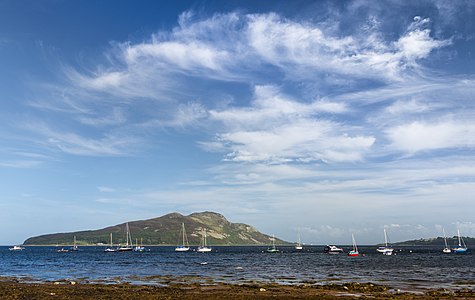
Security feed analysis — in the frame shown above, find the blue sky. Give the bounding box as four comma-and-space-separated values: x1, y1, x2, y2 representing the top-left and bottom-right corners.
1, 0, 474, 245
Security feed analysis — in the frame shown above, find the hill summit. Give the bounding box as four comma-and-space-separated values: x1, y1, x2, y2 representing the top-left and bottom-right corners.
23, 211, 286, 246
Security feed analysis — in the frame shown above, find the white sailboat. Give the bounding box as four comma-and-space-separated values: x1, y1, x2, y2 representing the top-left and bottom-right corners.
348, 233, 359, 257
295, 229, 303, 250
266, 234, 279, 253
452, 229, 468, 253
117, 223, 133, 252
376, 229, 393, 255
442, 228, 451, 253
197, 228, 212, 252
104, 233, 117, 252
133, 237, 145, 252
175, 223, 190, 252
70, 235, 79, 251
57, 236, 79, 252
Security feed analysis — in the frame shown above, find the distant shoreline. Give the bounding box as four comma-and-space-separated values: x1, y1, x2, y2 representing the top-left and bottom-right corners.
12, 244, 294, 247
11, 243, 471, 247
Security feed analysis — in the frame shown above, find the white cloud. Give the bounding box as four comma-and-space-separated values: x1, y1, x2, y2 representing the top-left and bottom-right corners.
124, 41, 228, 72
63, 11, 451, 105
246, 13, 450, 81
313, 100, 348, 114
165, 101, 208, 128
98, 186, 116, 193
385, 98, 431, 115
206, 86, 374, 164
396, 17, 452, 63
219, 122, 333, 163
386, 120, 475, 153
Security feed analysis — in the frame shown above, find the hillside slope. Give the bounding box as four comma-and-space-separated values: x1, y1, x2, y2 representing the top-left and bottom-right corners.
23, 211, 287, 246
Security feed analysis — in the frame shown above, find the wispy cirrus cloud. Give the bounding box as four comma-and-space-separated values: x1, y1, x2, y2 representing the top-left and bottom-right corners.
247, 14, 450, 81
0, 160, 43, 168
64, 11, 450, 101
25, 123, 140, 156
27, 10, 467, 167
22, 8, 471, 168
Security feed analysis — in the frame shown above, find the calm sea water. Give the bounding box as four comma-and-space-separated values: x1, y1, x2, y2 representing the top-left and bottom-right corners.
1, 246, 473, 291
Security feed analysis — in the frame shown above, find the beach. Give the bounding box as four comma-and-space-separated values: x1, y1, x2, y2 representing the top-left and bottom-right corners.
0, 278, 473, 299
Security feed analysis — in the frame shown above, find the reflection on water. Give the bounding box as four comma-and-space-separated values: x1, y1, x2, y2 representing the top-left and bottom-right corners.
1, 246, 473, 291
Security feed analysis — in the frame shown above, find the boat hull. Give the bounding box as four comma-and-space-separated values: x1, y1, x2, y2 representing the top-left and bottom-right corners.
117, 247, 133, 252
197, 247, 212, 253
9, 246, 25, 251
175, 246, 190, 252
377, 247, 393, 255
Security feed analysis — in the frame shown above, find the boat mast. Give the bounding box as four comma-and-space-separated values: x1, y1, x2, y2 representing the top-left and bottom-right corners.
384, 229, 388, 247
125, 223, 130, 247
182, 223, 186, 246
457, 229, 466, 247
443, 228, 449, 248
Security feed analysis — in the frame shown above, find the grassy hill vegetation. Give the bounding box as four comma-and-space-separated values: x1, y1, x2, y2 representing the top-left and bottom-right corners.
23, 211, 287, 246
392, 236, 474, 246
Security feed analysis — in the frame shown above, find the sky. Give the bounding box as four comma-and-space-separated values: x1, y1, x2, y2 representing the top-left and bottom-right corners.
0, 0, 474, 245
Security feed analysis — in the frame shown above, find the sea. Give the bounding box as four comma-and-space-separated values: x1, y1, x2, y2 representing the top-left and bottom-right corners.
1, 245, 473, 292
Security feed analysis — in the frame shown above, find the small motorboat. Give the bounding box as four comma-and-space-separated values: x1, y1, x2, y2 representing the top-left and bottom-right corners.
324, 245, 344, 254
9, 245, 25, 251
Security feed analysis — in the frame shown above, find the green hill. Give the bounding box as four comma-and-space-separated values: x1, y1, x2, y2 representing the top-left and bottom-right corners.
23, 211, 287, 246
392, 236, 474, 246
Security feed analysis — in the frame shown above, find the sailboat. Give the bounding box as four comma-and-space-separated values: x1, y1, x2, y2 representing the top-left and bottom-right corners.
70, 235, 79, 251
442, 228, 451, 254
266, 234, 279, 253
452, 229, 468, 253
175, 223, 190, 252
104, 233, 117, 252
134, 237, 145, 252
295, 229, 303, 250
376, 229, 393, 255
117, 223, 133, 252
197, 228, 212, 252
348, 233, 359, 257
57, 236, 79, 252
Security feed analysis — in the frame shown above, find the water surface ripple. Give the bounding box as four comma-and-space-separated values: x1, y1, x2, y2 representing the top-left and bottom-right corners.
1, 246, 473, 291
